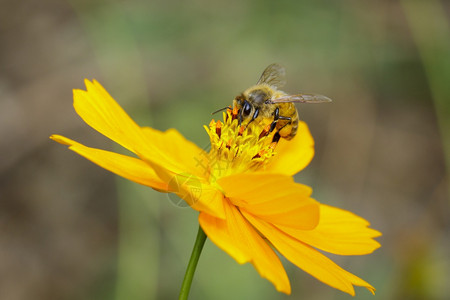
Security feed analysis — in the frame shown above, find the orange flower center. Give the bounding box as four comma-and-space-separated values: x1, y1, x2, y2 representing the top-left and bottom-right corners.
204, 109, 277, 183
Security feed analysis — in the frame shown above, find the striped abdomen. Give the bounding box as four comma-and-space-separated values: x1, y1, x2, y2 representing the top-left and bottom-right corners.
276, 102, 299, 140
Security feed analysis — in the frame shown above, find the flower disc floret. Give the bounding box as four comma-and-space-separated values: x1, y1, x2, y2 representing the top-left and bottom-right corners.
205, 110, 277, 181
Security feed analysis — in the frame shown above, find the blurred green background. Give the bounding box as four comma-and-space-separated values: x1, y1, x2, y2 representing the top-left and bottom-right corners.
1, 0, 449, 299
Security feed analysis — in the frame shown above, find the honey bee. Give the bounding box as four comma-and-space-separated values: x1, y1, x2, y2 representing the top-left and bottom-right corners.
218, 64, 332, 142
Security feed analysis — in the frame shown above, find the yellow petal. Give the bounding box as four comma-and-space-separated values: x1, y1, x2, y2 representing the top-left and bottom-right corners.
218, 173, 319, 230
74, 80, 209, 178
141, 127, 208, 179
73, 79, 148, 155
179, 182, 226, 220
243, 211, 376, 296
145, 158, 226, 219
276, 204, 381, 255
199, 212, 251, 264
50, 135, 167, 191
265, 121, 314, 175
199, 202, 291, 294
218, 173, 312, 202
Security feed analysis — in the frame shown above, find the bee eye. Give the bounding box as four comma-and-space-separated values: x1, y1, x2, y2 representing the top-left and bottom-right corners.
242, 101, 252, 116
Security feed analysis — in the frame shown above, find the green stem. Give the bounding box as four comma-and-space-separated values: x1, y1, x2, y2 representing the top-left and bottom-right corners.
179, 225, 207, 300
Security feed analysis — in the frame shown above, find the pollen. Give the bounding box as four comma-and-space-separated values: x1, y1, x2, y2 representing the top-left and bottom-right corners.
232, 106, 239, 117
204, 111, 277, 182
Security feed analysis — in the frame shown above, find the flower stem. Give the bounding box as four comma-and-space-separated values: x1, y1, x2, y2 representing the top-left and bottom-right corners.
179, 225, 207, 300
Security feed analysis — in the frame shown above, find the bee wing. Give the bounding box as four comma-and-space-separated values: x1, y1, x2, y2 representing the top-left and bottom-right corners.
268, 93, 332, 104
256, 63, 286, 89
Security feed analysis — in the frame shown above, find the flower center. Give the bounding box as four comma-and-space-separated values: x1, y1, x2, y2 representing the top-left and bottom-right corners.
204, 108, 278, 183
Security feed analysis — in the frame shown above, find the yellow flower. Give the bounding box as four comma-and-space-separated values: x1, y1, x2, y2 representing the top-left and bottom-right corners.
51, 80, 381, 296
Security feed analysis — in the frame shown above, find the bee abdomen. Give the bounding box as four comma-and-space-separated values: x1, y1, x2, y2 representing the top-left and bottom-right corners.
278, 103, 298, 140
285, 118, 298, 140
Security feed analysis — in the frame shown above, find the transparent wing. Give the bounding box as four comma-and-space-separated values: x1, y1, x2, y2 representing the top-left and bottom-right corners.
256, 63, 286, 89
268, 93, 332, 104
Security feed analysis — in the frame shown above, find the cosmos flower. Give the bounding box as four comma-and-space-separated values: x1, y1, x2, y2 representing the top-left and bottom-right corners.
51, 80, 381, 296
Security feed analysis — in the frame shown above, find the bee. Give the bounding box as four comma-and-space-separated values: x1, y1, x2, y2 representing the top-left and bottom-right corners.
216, 64, 332, 142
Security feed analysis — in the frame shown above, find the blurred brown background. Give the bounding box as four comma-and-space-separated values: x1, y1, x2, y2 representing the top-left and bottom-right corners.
1, 0, 449, 299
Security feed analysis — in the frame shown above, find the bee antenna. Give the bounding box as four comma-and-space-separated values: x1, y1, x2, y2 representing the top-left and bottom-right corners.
211, 106, 230, 115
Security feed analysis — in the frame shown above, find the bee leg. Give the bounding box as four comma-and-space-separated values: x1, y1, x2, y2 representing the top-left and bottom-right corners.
271, 115, 291, 143
268, 109, 291, 134
252, 108, 260, 121
269, 120, 277, 133
272, 131, 281, 143
268, 107, 280, 133
246, 108, 260, 127
241, 108, 259, 134
277, 116, 292, 129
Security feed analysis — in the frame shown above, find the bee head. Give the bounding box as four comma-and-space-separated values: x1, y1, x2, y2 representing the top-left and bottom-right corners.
235, 94, 260, 126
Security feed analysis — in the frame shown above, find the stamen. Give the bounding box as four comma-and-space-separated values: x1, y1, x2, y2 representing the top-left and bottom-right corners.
205, 110, 279, 182
232, 106, 239, 120
259, 124, 271, 139
226, 138, 233, 149
238, 126, 245, 136
252, 149, 267, 160
216, 120, 222, 138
